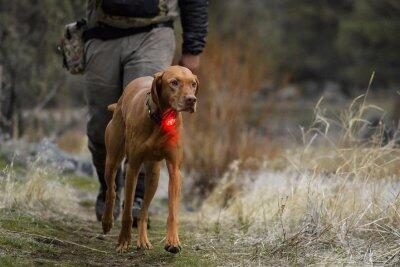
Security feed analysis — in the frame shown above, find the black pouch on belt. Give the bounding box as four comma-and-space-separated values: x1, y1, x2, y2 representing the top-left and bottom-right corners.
101, 0, 161, 18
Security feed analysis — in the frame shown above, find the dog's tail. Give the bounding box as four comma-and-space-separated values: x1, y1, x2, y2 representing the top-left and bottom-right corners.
107, 103, 117, 112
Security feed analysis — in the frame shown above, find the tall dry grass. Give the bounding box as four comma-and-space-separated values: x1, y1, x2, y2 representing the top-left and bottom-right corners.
0, 160, 81, 217
183, 33, 270, 199
291, 73, 400, 177
199, 78, 400, 264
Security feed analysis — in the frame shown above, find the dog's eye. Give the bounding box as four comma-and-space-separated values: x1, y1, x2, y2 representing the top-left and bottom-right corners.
170, 80, 179, 87
191, 82, 197, 88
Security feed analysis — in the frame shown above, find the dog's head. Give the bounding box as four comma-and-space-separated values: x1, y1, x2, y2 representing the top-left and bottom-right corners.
151, 66, 199, 113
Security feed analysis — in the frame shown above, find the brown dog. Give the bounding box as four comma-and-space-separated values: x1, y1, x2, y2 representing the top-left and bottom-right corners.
101, 66, 198, 254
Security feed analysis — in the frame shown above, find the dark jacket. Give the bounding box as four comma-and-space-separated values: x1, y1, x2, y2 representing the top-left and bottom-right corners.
86, 0, 208, 54
179, 0, 208, 54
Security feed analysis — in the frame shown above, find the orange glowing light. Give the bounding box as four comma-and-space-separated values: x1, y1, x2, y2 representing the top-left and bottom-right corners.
160, 109, 179, 145
161, 109, 178, 133
165, 117, 176, 127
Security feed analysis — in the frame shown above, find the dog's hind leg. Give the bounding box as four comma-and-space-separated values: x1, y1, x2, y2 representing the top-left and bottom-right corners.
137, 161, 161, 250
102, 110, 125, 234
116, 160, 140, 253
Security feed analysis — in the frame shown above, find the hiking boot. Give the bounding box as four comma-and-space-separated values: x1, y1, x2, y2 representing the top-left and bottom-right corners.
126, 197, 150, 229
95, 189, 121, 221
131, 197, 142, 228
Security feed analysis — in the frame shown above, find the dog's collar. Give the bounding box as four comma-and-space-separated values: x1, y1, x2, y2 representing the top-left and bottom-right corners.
146, 92, 162, 125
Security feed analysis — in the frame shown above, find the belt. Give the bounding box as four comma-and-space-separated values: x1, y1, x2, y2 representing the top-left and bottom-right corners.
83, 21, 173, 42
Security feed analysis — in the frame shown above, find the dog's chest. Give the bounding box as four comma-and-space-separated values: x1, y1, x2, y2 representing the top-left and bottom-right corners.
130, 128, 179, 161
140, 139, 167, 161
147, 146, 165, 161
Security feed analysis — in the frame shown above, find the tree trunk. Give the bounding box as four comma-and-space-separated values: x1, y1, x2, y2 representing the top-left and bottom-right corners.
0, 65, 15, 138
391, 97, 400, 127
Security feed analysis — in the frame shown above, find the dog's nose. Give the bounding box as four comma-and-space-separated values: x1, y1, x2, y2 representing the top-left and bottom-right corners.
185, 96, 197, 105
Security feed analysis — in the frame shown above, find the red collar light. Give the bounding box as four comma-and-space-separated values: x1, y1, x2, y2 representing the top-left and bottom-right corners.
161, 109, 177, 133
165, 116, 176, 127
160, 109, 179, 145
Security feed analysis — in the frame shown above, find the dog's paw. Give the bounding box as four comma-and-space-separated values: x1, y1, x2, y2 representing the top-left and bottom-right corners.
116, 231, 132, 253
164, 244, 181, 254
164, 235, 181, 254
137, 240, 153, 251
137, 226, 153, 250
116, 240, 131, 253
101, 215, 114, 234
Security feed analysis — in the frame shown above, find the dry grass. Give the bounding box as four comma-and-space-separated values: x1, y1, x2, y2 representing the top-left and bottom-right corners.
198, 77, 400, 264
0, 159, 82, 217
200, 169, 400, 264
291, 73, 400, 177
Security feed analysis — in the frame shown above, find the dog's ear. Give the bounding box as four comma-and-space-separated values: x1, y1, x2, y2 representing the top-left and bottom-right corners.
194, 75, 199, 96
151, 71, 163, 109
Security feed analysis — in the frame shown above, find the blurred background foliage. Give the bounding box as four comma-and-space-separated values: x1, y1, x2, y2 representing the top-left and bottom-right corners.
0, 0, 399, 109
211, 0, 400, 88
0, 0, 84, 109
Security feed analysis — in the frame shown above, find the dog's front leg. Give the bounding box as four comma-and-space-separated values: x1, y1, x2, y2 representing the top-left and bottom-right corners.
164, 160, 182, 254
137, 161, 161, 250
116, 160, 140, 253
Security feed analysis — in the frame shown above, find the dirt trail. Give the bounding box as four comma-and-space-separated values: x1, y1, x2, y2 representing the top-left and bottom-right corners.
0, 164, 214, 266
0, 210, 213, 266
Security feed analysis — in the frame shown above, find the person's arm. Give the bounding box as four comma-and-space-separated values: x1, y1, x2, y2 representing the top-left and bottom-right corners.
178, 0, 209, 72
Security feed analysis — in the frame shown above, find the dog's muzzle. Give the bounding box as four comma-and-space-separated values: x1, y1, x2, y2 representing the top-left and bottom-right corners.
184, 96, 197, 113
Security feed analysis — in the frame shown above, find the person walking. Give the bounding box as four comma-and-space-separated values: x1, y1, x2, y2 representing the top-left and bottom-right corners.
83, 0, 208, 223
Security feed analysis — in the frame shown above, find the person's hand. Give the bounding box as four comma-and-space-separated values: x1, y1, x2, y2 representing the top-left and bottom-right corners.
179, 53, 200, 73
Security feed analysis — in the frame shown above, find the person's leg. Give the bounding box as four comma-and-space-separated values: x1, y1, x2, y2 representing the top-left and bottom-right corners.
121, 26, 176, 223
84, 38, 124, 221
122, 27, 176, 84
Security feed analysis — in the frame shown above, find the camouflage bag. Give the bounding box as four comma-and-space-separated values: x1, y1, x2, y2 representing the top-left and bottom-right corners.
58, 19, 87, 75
